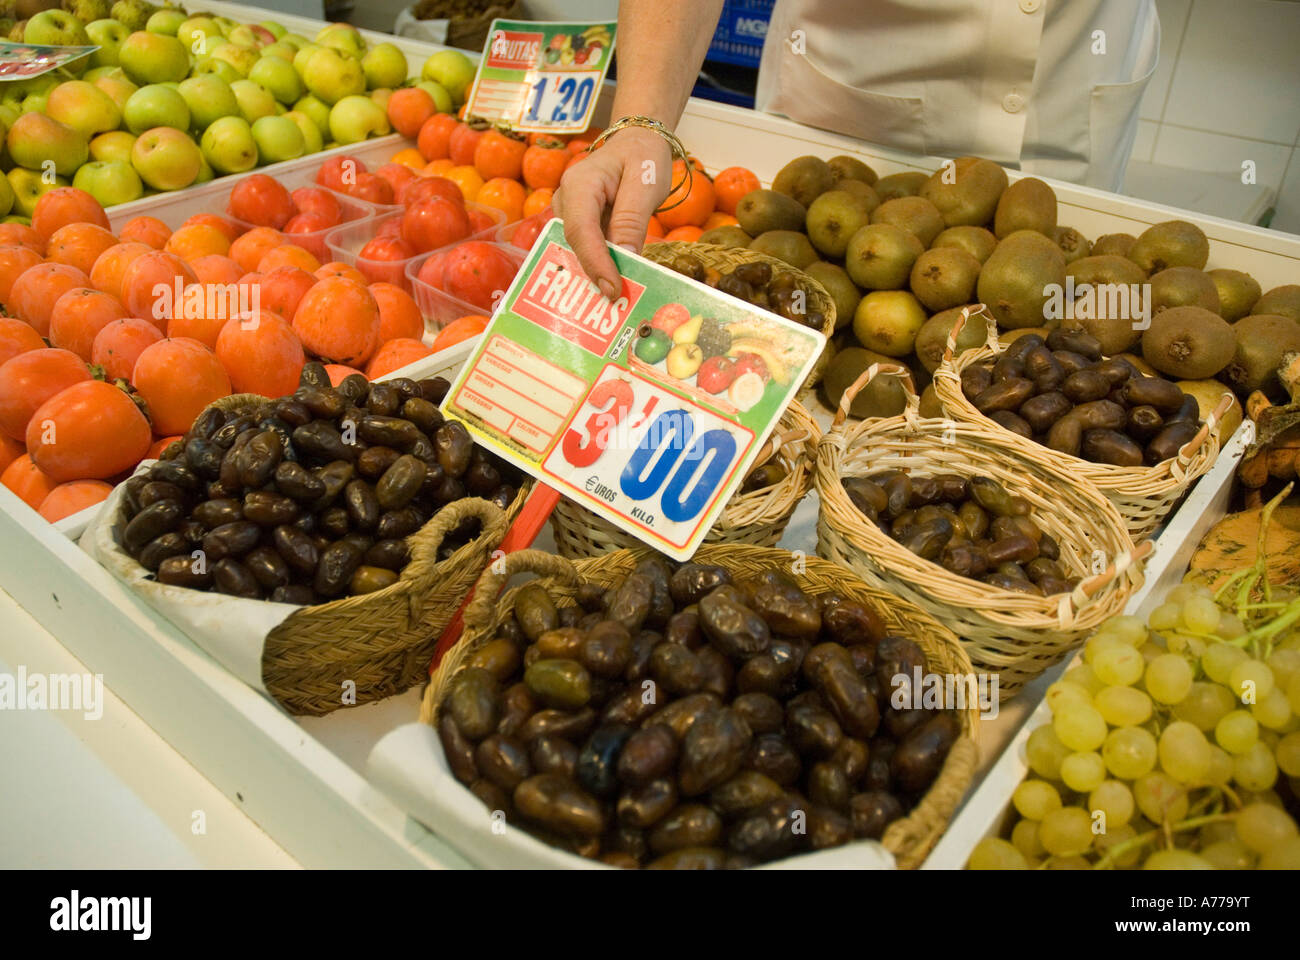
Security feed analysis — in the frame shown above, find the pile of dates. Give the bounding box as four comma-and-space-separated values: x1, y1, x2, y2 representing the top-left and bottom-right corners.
437, 558, 962, 868
843, 472, 1082, 597
961, 329, 1202, 467
666, 253, 828, 332
119, 362, 522, 604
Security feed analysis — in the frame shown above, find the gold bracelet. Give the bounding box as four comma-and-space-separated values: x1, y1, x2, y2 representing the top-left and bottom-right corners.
587, 115, 694, 212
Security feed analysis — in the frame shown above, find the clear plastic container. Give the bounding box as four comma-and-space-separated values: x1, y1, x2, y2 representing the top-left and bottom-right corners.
404, 239, 527, 329
227, 191, 374, 263
493, 209, 553, 252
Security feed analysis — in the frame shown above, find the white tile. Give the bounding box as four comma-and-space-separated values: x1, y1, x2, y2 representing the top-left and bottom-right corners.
1141, 0, 1192, 121
1131, 119, 1160, 162
1162, 0, 1300, 143
1153, 125, 1292, 188
1269, 148, 1300, 236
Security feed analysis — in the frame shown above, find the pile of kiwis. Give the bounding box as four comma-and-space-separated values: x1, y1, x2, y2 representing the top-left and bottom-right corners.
702, 153, 1300, 422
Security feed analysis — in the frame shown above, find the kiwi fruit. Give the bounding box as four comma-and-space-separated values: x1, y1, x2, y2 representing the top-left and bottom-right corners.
976, 229, 1066, 330
1250, 284, 1300, 323
1115, 353, 1160, 378
1053, 226, 1091, 264
834, 179, 882, 211
1221, 313, 1300, 396
735, 189, 806, 236
1207, 269, 1261, 322
1091, 234, 1137, 258
1148, 266, 1220, 315
1142, 305, 1236, 379
871, 196, 944, 246
821, 346, 909, 418
805, 189, 876, 258
749, 230, 818, 269
1128, 220, 1209, 273
827, 155, 878, 186
914, 305, 988, 372
772, 155, 835, 208
909, 247, 981, 312
804, 261, 861, 331
993, 178, 1057, 238
1067, 255, 1147, 289
1000, 327, 1051, 347
852, 290, 927, 357
1060, 256, 1149, 355
844, 223, 924, 291
919, 383, 944, 417
931, 225, 997, 264
873, 171, 929, 200
918, 156, 1008, 227
1176, 379, 1243, 439
698, 225, 752, 248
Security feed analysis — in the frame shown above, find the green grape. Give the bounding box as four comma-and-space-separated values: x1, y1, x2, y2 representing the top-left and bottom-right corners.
1144, 849, 1211, 869
1277, 731, 1300, 777
1103, 726, 1158, 779
1138, 641, 1166, 664
1147, 602, 1182, 632
1089, 779, 1134, 827
1180, 594, 1222, 634
1258, 837, 1300, 869
1167, 582, 1212, 605
1165, 633, 1191, 654
1252, 687, 1293, 730
1268, 649, 1300, 690
1228, 659, 1276, 704
1064, 663, 1105, 695
1093, 823, 1140, 866
1202, 642, 1248, 683
1159, 721, 1212, 783
1061, 751, 1107, 792
1039, 807, 1093, 857
1145, 654, 1193, 704
1260, 729, 1281, 751
1215, 710, 1259, 755
967, 837, 1028, 869
1012, 779, 1062, 820
1199, 820, 1237, 846
1054, 702, 1108, 752
1084, 632, 1127, 665
1134, 771, 1189, 824
1026, 724, 1071, 780
1234, 802, 1298, 854
1107, 615, 1149, 647
1199, 840, 1255, 869
1046, 680, 1093, 715
1095, 685, 1153, 726
1184, 637, 1208, 661
1093, 644, 1144, 686
1205, 745, 1234, 785
1044, 855, 1091, 869
1239, 789, 1283, 808
1172, 682, 1236, 731
1233, 741, 1278, 791
1216, 612, 1246, 641
1011, 818, 1045, 858
1289, 673, 1300, 714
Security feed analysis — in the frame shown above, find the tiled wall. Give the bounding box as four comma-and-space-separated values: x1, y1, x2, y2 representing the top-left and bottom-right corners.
1134, 0, 1300, 234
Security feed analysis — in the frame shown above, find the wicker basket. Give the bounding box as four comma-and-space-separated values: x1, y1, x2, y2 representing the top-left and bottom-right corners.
816, 364, 1149, 696
422, 544, 980, 870
404, 0, 524, 51
932, 306, 1231, 541
641, 240, 836, 389
549, 399, 820, 558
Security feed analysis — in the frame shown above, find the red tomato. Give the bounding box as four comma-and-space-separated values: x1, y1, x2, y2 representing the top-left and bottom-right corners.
291, 187, 342, 226
317, 155, 367, 192
401, 197, 471, 254
399, 176, 464, 207
229, 174, 295, 229
357, 236, 416, 286
440, 242, 518, 310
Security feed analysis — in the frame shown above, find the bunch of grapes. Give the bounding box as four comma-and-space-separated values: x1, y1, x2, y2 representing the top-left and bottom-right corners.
968, 566, 1300, 869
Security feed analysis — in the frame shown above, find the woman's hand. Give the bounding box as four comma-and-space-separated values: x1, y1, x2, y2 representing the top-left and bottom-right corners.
553, 126, 672, 300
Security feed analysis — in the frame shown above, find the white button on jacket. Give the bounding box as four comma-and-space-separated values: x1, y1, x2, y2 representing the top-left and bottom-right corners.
754, 0, 1159, 191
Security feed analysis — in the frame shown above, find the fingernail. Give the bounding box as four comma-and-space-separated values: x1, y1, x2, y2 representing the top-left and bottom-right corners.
598, 279, 618, 300
616, 243, 637, 254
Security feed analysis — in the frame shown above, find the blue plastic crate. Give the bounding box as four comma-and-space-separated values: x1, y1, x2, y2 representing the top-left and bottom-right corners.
707, 0, 774, 69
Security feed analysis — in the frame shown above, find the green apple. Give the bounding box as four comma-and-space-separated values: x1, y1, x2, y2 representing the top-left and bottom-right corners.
206, 41, 258, 78
260, 21, 286, 39
231, 79, 276, 123
90, 130, 137, 164
73, 159, 143, 206
123, 84, 189, 134
328, 94, 390, 145
251, 114, 305, 165
85, 65, 128, 83
414, 79, 452, 114
315, 22, 366, 59
119, 31, 189, 84
260, 41, 297, 62
283, 109, 323, 154
0, 174, 12, 219
111, 0, 152, 32
200, 114, 257, 174
93, 74, 137, 112
6, 112, 88, 176
421, 49, 475, 106
46, 80, 121, 137
195, 153, 215, 183
192, 56, 241, 84
25, 9, 89, 45
371, 88, 391, 113
212, 16, 238, 37
292, 42, 321, 77
249, 54, 302, 104
21, 93, 50, 114
361, 42, 406, 90
292, 94, 331, 137
146, 9, 186, 35
9, 168, 66, 218
63, 0, 112, 25
302, 46, 364, 106
86, 18, 129, 67
131, 126, 202, 191
177, 74, 239, 130
177, 16, 222, 55
228, 23, 276, 48
282, 33, 311, 48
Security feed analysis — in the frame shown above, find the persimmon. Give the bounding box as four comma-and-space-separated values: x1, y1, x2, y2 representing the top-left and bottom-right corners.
564, 151, 587, 172
365, 337, 432, 379
92, 318, 164, 381
258, 243, 321, 275
39, 480, 113, 522
521, 139, 568, 190
121, 250, 198, 332
473, 128, 527, 181
371, 282, 425, 342
703, 211, 740, 229
0, 433, 23, 473
46, 223, 119, 276
447, 120, 484, 166
357, 236, 416, 287
566, 129, 600, 154
467, 206, 501, 234
26, 380, 152, 482
291, 277, 380, 367
400, 175, 463, 207
147, 436, 182, 460
315, 262, 368, 285
430, 314, 488, 353
664, 225, 704, 242
131, 338, 231, 436
1, 454, 57, 509
523, 188, 554, 218
713, 166, 761, 215
165, 292, 229, 350
0, 244, 42, 301
0, 348, 91, 440
229, 174, 295, 229
387, 87, 437, 139
164, 223, 231, 263
401, 196, 471, 254
657, 160, 716, 230
440, 242, 518, 310
0, 223, 44, 254
189, 254, 245, 287
229, 227, 286, 274
7, 262, 90, 337
180, 213, 240, 243
323, 363, 363, 386
391, 147, 428, 170
444, 165, 484, 203
31, 187, 110, 242
118, 215, 172, 249
257, 266, 317, 320
89, 241, 153, 303
316, 155, 367, 192
476, 178, 526, 223
423, 158, 456, 178
215, 311, 306, 397
507, 215, 546, 251
48, 288, 128, 361
374, 162, 417, 198
0, 317, 45, 368
290, 188, 342, 225
645, 215, 665, 242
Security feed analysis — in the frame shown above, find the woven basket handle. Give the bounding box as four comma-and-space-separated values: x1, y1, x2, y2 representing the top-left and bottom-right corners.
940, 303, 1000, 363
405, 496, 511, 618
754, 426, 810, 466
1175, 392, 1234, 465
1070, 538, 1154, 607
461, 548, 580, 634
830, 362, 919, 428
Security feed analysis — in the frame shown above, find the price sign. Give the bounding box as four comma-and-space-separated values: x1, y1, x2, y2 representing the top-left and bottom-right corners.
441, 219, 826, 560
0, 41, 99, 80
464, 19, 616, 134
